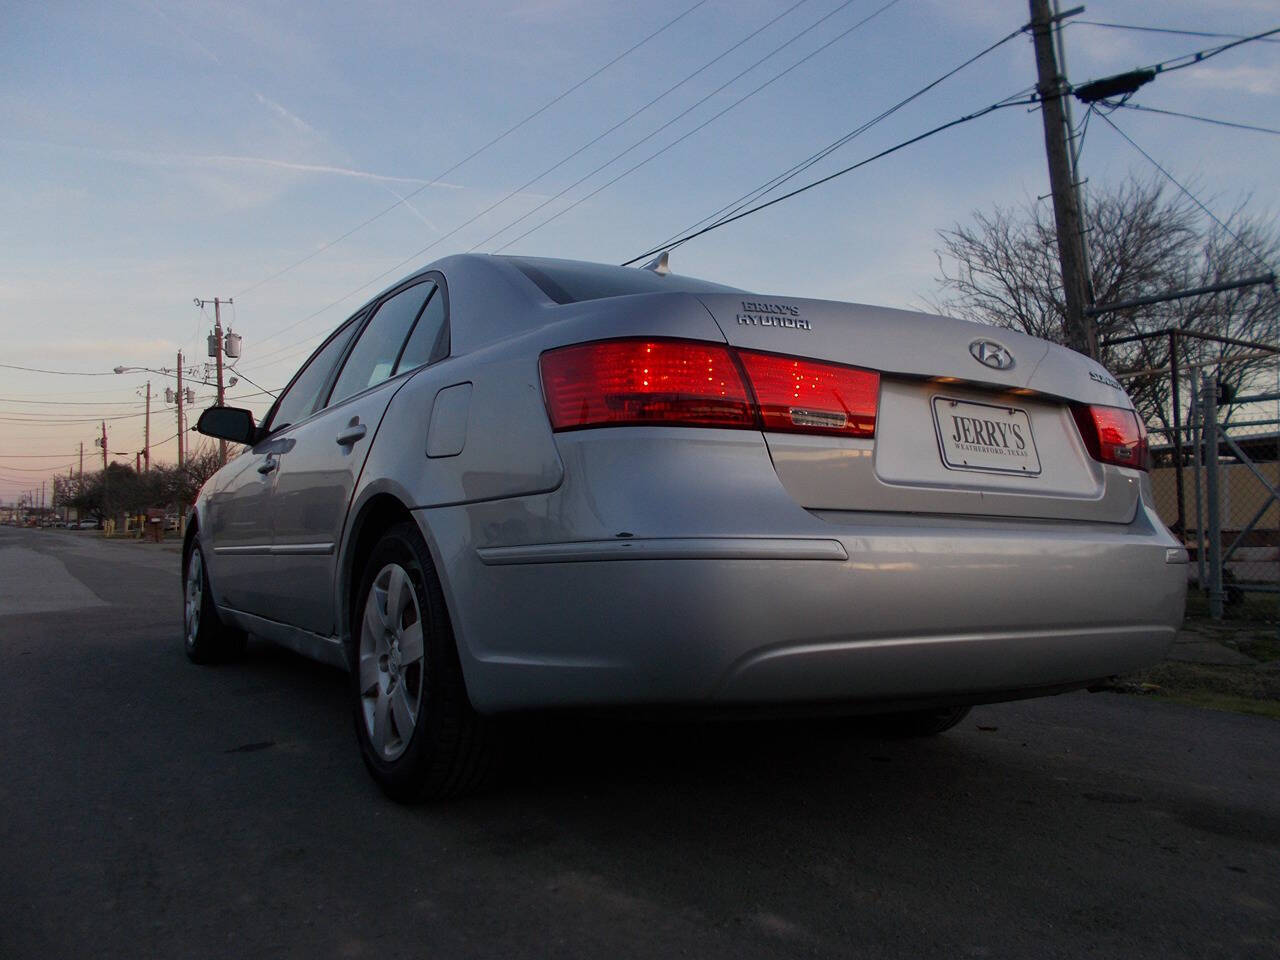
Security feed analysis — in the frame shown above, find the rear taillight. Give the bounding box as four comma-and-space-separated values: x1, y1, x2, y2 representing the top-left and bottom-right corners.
737, 350, 878, 437
1071, 403, 1149, 471
540, 339, 754, 430
540, 338, 879, 437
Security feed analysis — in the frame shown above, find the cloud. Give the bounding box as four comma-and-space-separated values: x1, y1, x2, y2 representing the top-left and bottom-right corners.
1179, 64, 1280, 96
253, 93, 316, 136
377, 184, 441, 234
184, 153, 465, 188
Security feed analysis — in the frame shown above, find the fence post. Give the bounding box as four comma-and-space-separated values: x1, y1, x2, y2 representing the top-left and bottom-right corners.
1203, 373, 1224, 619
1168, 329, 1186, 537
1191, 378, 1205, 592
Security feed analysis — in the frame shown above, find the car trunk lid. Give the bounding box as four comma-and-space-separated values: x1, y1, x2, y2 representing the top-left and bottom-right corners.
696, 294, 1143, 524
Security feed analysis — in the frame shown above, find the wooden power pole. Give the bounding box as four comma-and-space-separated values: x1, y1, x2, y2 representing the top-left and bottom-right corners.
144, 381, 151, 472
196, 297, 231, 466
213, 298, 227, 465
176, 351, 185, 469
1028, 0, 1098, 360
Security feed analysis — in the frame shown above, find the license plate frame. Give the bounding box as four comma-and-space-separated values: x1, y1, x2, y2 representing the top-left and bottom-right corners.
931, 396, 1042, 476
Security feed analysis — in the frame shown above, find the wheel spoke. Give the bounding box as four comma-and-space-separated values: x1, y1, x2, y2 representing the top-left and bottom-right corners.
185, 554, 202, 640
391, 683, 416, 741
362, 598, 389, 655
386, 566, 409, 626
398, 620, 424, 664
358, 652, 381, 695
372, 690, 391, 755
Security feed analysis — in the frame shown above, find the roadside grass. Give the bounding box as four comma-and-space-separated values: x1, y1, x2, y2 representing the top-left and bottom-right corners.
1116, 592, 1280, 720
1123, 660, 1280, 720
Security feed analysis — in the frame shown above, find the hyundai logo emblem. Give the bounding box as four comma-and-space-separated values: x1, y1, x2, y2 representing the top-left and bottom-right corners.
969, 339, 1014, 371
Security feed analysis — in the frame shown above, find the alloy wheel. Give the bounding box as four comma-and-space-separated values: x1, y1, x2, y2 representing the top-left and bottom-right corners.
185, 548, 203, 647
358, 563, 426, 761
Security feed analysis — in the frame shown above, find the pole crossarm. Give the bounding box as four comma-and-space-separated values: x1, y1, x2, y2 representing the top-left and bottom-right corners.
1102, 326, 1280, 353
1087, 273, 1277, 316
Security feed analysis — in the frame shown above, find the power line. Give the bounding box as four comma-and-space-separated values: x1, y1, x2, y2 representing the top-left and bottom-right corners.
1111, 101, 1280, 137
1071, 25, 1280, 94
0, 363, 116, 376
0, 461, 78, 473
623, 94, 1036, 266
246, 0, 818, 339
245, 0, 874, 359
0, 409, 151, 424
1072, 20, 1280, 45
489, 0, 909, 253
1073, 103, 1096, 164
0, 397, 147, 406
641, 26, 1029, 260
233, 0, 708, 301
1094, 109, 1275, 274
223, 368, 277, 399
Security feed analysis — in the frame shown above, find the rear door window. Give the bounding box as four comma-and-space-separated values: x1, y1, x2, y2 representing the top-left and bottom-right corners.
328, 280, 434, 407
393, 281, 448, 374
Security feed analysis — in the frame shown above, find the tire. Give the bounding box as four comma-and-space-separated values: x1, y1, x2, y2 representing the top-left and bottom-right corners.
183, 540, 247, 664
870, 705, 972, 737
350, 521, 496, 802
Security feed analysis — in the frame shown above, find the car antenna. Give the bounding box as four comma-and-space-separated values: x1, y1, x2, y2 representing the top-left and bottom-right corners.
641, 250, 669, 276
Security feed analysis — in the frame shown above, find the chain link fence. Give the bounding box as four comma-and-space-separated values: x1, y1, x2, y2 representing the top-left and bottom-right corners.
1147, 353, 1280, 622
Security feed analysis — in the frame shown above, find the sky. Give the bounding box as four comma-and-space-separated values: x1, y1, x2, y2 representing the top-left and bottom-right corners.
2, 0, 1277, 504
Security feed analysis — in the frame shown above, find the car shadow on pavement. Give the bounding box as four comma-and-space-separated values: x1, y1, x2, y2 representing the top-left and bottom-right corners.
164, 638, 1279, 959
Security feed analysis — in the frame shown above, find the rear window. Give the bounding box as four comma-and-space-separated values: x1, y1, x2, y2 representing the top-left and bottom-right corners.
503, 255, 744, 305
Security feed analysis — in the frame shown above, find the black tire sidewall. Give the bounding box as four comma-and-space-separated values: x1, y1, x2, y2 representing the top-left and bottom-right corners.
183, 539, 245, 663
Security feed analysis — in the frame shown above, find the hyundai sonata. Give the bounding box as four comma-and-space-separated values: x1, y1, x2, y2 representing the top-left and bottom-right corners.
188, 254, 1186, 801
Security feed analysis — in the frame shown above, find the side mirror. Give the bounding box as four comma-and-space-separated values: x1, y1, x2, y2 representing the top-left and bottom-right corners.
195, 406, 258, 444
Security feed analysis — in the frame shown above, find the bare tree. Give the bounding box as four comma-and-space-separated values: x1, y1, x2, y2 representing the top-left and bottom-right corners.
933, 176, 1280, 438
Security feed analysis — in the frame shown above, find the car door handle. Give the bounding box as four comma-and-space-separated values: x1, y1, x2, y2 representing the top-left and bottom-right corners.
335, 423, 368, 447
257, 456, 279, 475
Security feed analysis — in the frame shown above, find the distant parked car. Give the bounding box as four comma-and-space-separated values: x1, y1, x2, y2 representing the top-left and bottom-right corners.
186, 253, 1186, 801
76, 519, 98, 529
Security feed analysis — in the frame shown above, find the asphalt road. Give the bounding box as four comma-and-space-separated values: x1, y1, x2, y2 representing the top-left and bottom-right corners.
1, 525, 1277, 960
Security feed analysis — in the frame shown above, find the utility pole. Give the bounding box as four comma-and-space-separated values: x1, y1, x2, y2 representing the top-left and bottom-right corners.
1051, 0, 1096, 314
196, 297, 233, 465
214, 298, 226, 465
100, 419, 112, 530
144, 380, 151, 472
176, 351, 185, 469
1028, 0, 1098, 360
79, 442, 84, 483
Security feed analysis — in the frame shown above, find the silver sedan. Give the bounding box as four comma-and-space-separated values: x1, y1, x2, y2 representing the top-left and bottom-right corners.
187, 254, 1186, 801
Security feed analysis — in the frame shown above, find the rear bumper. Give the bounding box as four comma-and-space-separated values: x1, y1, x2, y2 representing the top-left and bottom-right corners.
418, 505, 1185, 713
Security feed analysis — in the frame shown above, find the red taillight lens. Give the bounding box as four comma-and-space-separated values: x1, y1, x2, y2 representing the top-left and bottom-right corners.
1071, 403, 1149, 471
540, 338, 879, 437
540, 339, 753, 430
737, 350, 878, 437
